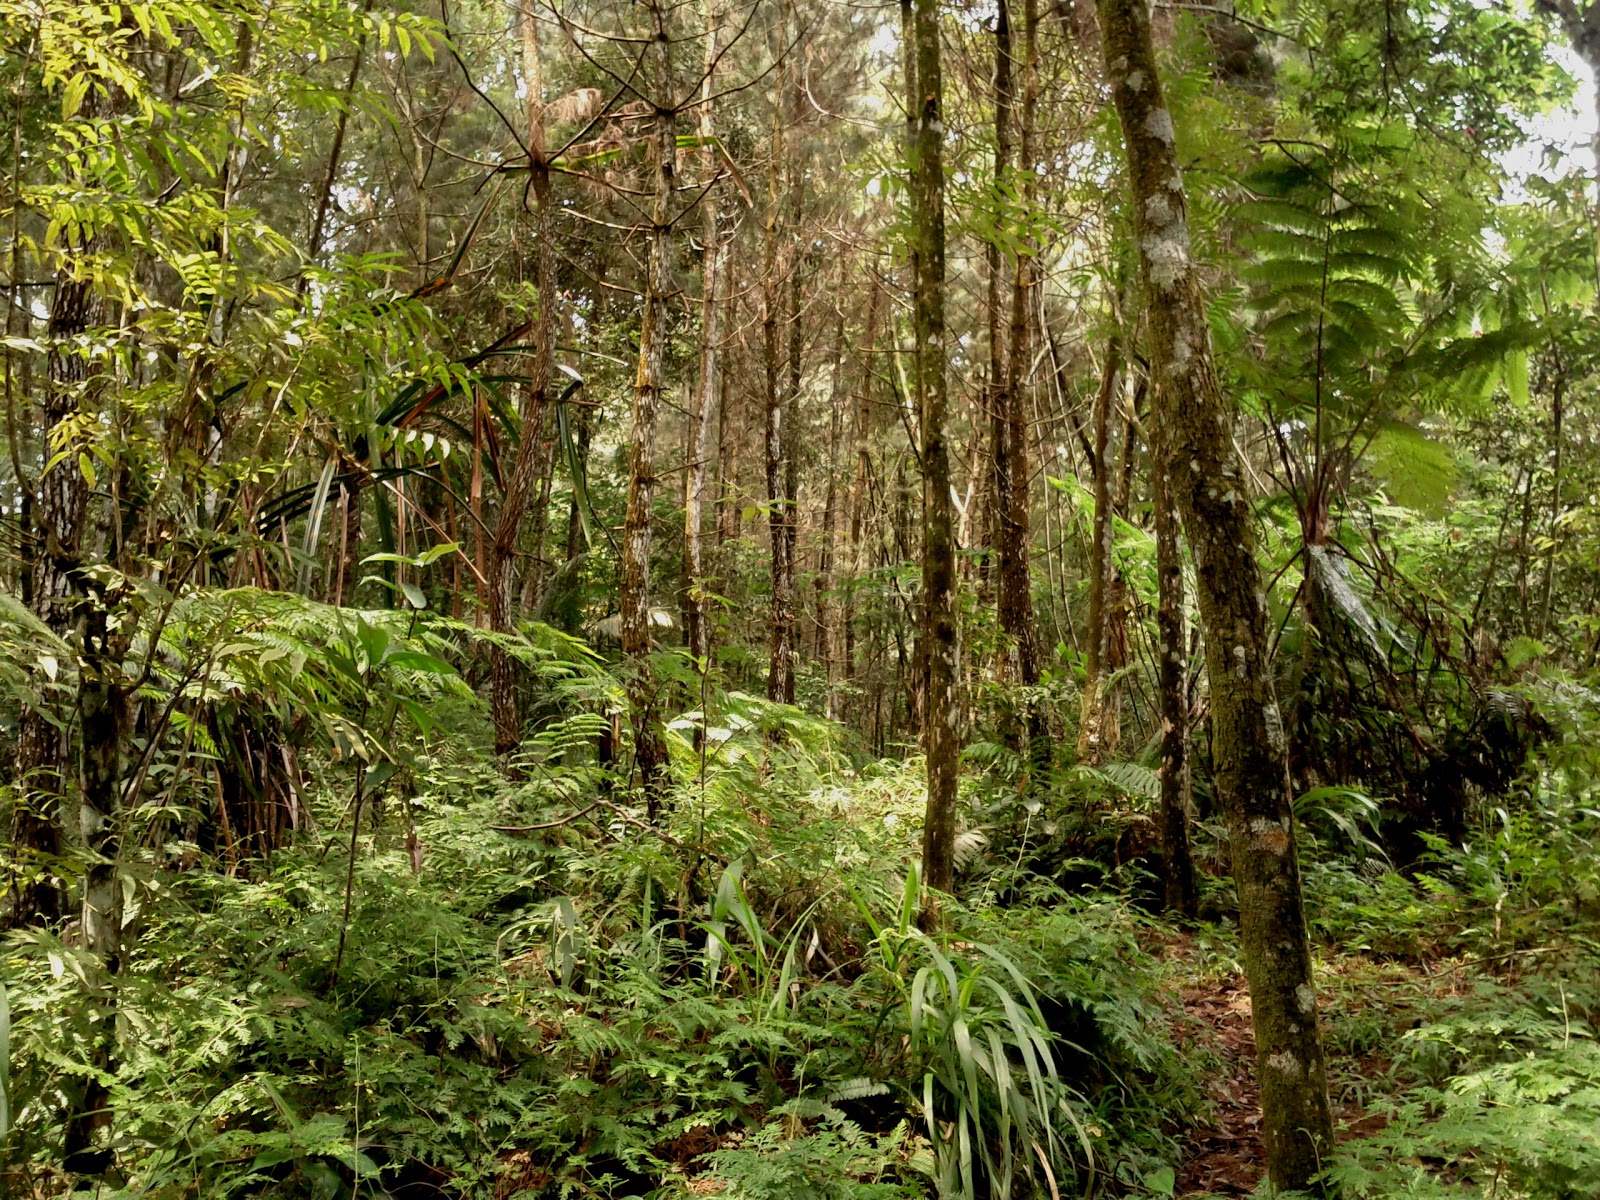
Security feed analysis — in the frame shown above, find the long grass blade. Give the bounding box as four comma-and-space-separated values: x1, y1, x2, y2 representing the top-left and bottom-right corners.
297, 454, 339, 596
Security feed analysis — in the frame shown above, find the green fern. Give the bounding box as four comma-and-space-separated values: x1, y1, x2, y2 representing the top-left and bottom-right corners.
1076, 761, 1162, 804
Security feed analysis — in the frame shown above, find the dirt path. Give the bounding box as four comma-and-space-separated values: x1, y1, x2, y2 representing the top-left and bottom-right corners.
1175, 979, 1264, 1196
1170, 965, 1403, 1195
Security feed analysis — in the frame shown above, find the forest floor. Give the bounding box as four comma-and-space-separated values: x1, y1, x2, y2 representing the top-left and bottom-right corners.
1161, 935, 1419, 1196
1174, 972, 1263, 1195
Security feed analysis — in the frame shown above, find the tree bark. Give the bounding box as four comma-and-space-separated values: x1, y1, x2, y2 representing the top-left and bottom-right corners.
911, 0, 958, 897
490, 0, 558, 761
998, 0, 1043, 751
981, 0, 1013, 610
781, 172, 804, 694
10, 241, 103, 926
714, 312, 741, 550
684, 1, 725, 669
1155, 463, 1198, 918
844, 275, 882, 712
762, 27, 795, 705
62, 582, 131, 1163
1099, 0, 1335, 1189
621, 0, 676, 805
1077, 333, 1125, 763
817, 298, 848, 714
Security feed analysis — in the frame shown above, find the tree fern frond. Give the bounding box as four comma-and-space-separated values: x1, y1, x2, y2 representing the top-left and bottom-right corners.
1075, 761, 1161, 803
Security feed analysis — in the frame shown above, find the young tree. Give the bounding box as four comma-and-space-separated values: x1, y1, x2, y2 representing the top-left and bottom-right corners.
684, 0, 727, 671
1076, 327, 1126, 765
1098, 0, 1336, 1188
910, 0, 958, 896
1154, 464, 1198, 918
490, 0, 559, 761
995, 0, 1044, 749
761, 20, 795, 704
621, 0, 678, 804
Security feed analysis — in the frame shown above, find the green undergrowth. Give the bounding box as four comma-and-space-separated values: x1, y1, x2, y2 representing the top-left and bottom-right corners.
7, 612, 1600, 1199
1302, 752, 1600, 1199
1, 694, 1202, 1199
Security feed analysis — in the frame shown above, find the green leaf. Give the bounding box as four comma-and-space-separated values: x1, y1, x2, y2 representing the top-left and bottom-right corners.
354, 619, 389, 673
1366, 421, 1458, 517
1143, 1166, 1176, 1196
398, 697, 434, 736
415, 541, 460, 567
384, 650, 456, 676
1504, 349, 1530, 407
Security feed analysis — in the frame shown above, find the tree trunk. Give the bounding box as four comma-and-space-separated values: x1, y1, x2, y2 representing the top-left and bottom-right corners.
490, 0, 557, 761
762, 38, 795, 704
781, 169, 804, 695
844, 276, 882, 711
998, 0, 1043, 753
10, 245, 103, 926
818, 299, 847, 714
333, 473, 362, 606
714, 317, 741, 550
1077, 333, 1125, 763
684, 1, 725, 669
1155, 463, 1198, 918
62, 583, 131, 1164
621, 0, 676, 805
1099, 0, 1335, 1188
911, 0, 958, 898
981, 0, 1013, 611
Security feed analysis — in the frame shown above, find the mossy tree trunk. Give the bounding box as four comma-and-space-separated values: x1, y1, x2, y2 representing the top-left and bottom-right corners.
1098, 0, 1336, 1189
910, 0, 958, 896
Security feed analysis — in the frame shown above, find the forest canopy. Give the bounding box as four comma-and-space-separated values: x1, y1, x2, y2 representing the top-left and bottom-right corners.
3, 0, 1600, 1196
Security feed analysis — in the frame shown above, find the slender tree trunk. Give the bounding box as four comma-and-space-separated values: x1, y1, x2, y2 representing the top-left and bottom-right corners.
781, 160, 804, 695
1099, 0, 1335, 1188
818, 299, 847, 714
1537, 371, 1565, 640
911, 0, 958, 897
62, 582, 131, 1163
526, 405, 557, 612
844, 276, 882, 710
1076, 332, 1125, 764
715, 315, 741, 549
1155, 463, 1198, 918
333, 474, 362, 606
982, 0, 1013, 616
11, 243, 103, 926
490, 0, 557, 761
470, 390, 488, 626
998, 0, 1043, 753
762, 38, 795, 704
684, 1, 725, 668
1093, 375, 1143, 761
621, 0, 676, 804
